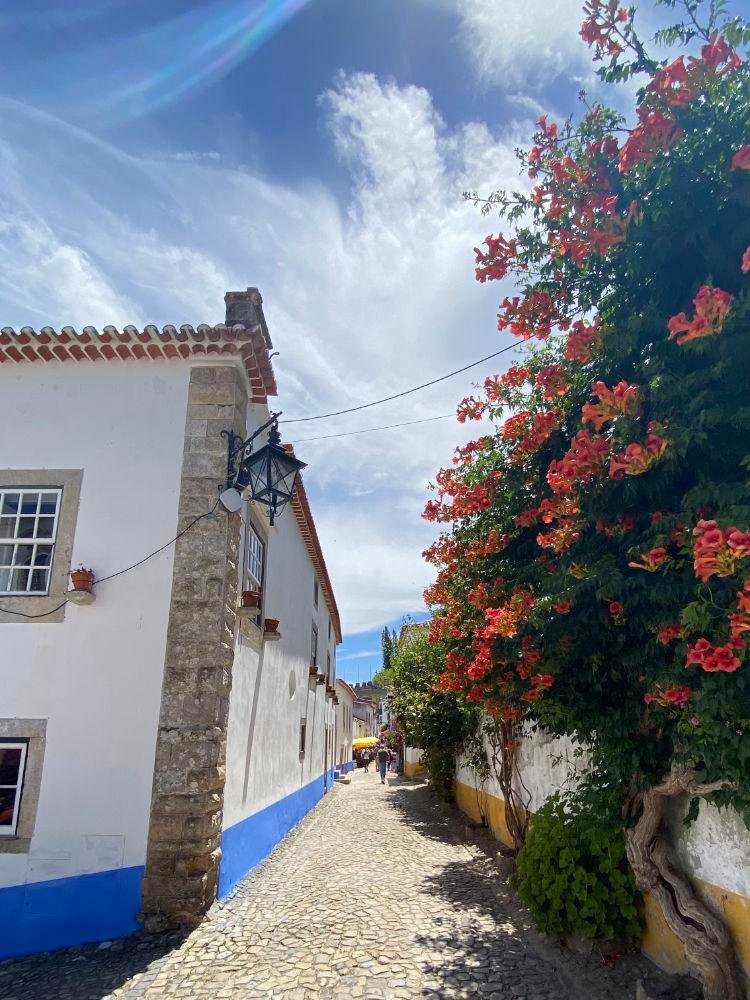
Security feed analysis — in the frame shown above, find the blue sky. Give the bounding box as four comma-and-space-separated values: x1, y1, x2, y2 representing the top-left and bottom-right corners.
1, 0, 738, 683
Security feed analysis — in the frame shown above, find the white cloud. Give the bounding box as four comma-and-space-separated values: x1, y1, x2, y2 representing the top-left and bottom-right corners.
0, 82, 523, 635
452, 0, 591, 89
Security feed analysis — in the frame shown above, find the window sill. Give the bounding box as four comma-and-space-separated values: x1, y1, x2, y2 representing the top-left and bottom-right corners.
0, 837, 30, 854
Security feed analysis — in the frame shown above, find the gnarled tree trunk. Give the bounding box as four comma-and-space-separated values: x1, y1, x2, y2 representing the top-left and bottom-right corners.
626, 764, 745, 1000
486, 719, 530, 853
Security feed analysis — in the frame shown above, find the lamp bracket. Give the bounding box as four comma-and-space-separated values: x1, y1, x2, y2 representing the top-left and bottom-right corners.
221, 411, 282, 490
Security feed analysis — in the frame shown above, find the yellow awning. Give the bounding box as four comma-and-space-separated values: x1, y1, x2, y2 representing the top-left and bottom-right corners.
352, 737, 379, 749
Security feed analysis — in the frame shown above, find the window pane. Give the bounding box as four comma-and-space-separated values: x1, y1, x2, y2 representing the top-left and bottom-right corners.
0, 545, 13, 566
36, 517, 56, 539
39, 494, 58, 515
10, 568, 29, 591
15, 545, 34, 567
33, 545, 53, 567
0, 519, 14, 539
30, 568, 49, 592
0, 748, 21, 786
0, 789, 17, 827
16, 518, 36, 539
1, 494, 19, 515
0, 569, 10, 592
20, 494, 39, 515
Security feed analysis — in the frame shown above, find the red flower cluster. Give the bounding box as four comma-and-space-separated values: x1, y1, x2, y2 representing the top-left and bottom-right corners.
498, 288, 569, 341
510, 410, 562, 463
474, 233, 521, 283
619, 109, 681, 174
580, 0, 629, 60
686, 638, 745, 673
482, 590, 536, 639
628, 547, 668, 572
609, 426, 669, 478
658, 623, 685, 645
693, 519, 750, 582
732, 145, 750, 171
564, 318, 603, 363
456, 396, 486, 423
742, 247, 750, 274
547, 429, 610, 494
465, 530, 510, 563
537, 520, 581, 555
730, 582, 750, 640
452, 437, 494, 467
554, 599, 574, 614
668, 285, 734, 344
535, 364, 570, 402
645, 684, 691, 707
581, 380, 639, 431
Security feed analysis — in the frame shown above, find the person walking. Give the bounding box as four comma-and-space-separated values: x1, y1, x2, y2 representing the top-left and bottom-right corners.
361, 749, 371, 773
376, 743, 389, 784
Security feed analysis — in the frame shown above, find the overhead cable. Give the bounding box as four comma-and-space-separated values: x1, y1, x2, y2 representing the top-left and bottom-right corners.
292, 412, 456, 443
279, 342, 518, 425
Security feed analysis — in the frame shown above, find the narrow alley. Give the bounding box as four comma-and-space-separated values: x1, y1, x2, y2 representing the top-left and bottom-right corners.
3, 771, 572, 1000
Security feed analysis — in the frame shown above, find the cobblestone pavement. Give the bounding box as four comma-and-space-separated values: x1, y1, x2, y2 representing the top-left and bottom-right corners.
1, 771, 699, 1000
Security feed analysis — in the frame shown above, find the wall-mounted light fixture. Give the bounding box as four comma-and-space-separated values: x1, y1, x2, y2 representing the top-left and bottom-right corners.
219, 413, 306, 524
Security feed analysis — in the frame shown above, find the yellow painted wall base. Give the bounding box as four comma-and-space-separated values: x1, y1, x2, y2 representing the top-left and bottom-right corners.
454, 779, 750, 981
404, 761, 426, 778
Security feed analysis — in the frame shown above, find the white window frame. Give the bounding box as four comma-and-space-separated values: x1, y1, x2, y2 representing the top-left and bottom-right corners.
245, 522, 265, 593
0, 740, 28, 837
0, 488, 62, 596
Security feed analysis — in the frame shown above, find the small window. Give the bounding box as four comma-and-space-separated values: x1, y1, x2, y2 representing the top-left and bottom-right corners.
246, 523, 265, 593
299, 718, 307, 755
311, 623, 318, 667
0, 741, 28, 837
0, 489, 61, 595
326, 651, 331, 678
313, 577, 319, 608
328, 619, 331, 641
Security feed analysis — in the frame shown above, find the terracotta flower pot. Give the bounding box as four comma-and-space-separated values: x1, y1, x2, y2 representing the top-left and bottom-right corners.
241, 590, 261, 608
264, 617, 280, 633
70, 568, 95, 592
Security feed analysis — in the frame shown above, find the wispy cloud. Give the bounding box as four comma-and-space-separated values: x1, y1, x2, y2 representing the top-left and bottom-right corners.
0, 79, 525, 634
337, 649, 381, 662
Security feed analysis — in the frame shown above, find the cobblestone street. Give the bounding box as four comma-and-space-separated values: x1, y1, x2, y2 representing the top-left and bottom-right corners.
1, 771, 697, 1000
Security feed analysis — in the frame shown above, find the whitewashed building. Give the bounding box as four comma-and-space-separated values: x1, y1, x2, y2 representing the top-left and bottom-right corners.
0, 289, 341, 957
334, 678, 356, 775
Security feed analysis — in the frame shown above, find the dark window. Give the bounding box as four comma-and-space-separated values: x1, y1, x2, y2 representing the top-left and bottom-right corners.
313, 577, 319, 608
299, 719, 307, 755
311, 624, 318, 667
0, 740, 28, 836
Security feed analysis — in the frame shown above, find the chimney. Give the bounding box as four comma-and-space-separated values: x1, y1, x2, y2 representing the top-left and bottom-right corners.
224, 287, 272, 348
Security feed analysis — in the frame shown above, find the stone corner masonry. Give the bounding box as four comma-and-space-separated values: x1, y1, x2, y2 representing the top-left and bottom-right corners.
140, 362, 248, 931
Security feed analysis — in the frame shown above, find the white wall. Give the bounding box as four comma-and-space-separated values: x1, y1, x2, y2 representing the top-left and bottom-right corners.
0, 361, 190, 889
223, 407, 339, 831
456, 724, 750, 901
334, 681, 355, 768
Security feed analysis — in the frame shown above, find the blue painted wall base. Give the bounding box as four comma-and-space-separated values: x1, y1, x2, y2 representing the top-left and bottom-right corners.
0, 865, 143, 960
219, 771, 332, 899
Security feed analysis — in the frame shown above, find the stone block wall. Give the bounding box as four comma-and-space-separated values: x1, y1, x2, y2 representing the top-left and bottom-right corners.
140, 365, 248, 929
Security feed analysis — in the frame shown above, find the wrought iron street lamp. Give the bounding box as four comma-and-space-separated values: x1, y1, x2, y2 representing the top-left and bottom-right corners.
219, 413, 306, 524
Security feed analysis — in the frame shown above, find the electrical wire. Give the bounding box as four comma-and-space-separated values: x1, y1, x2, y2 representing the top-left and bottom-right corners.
279, 342, 518, 424
0, 498, 221, 620
292, 412, 456, 443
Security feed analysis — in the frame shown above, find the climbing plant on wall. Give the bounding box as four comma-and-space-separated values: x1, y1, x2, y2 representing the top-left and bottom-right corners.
421, 2, 750, 996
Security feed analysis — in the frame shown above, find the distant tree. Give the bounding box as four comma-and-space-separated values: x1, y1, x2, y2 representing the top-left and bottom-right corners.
381, 625, 397, 672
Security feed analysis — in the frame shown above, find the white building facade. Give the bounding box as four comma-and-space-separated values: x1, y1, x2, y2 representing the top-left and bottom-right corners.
0, 289, 341, 957
334, 678, 356, 775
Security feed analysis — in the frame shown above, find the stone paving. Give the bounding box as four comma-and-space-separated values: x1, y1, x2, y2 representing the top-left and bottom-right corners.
0, 770, 700, 1000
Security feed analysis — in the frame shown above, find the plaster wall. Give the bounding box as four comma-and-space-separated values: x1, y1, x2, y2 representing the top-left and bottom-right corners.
220, 409, 339, 894
0, 361, 191, 951
454, 725, 750, 977
334, 681, 355, 770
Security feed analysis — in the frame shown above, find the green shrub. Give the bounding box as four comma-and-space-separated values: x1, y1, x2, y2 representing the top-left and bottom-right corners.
516, 792, 641, 942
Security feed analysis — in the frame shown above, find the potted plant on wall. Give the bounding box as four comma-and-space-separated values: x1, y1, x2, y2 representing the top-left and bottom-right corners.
70, 567, 95, 593
240, 589, 261, 609
309, 662, 318, 676
264, 617, 280, 633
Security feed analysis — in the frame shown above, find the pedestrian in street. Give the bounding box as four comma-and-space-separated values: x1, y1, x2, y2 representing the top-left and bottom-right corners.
388, 749, 396, 772
361, 749, 371, 773
377, 743, 390, 784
